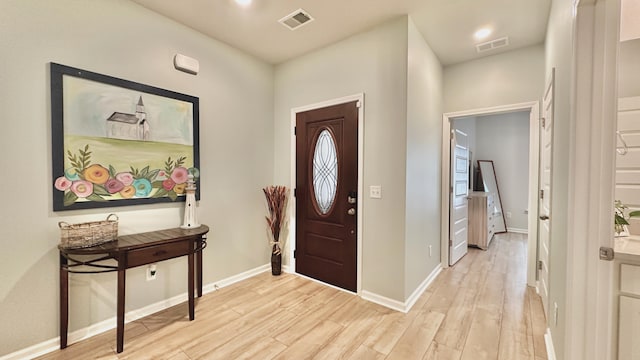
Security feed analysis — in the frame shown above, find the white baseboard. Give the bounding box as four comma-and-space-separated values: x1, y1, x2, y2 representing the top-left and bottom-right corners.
9, 262, 442, 359
287, 265, 437, 312
1, 264, 271, 360
202, 264, 270, 293
404, 265, 442, 311
361, 290, 407, 312
0, 337, 59, 360
507, 227, 528, 234
544, 328, 557, 360
361, 264, 442, 313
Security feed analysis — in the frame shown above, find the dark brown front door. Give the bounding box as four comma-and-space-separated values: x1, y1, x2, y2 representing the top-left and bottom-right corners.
296, 101, 358, 292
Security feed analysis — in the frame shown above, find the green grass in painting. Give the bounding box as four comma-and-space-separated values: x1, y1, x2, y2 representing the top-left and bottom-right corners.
64, 135, 194, 172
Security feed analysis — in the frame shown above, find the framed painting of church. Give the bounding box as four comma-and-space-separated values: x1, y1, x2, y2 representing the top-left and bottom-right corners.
50, 63, 200, 211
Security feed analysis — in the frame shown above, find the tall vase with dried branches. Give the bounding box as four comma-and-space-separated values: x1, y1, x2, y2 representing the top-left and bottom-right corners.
263, 185, 289, 275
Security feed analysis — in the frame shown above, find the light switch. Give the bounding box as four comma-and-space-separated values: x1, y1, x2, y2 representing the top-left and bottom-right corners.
370, 185, 382, 199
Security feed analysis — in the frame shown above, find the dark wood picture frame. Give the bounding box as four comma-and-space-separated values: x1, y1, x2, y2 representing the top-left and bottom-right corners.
51, 63, 200, 211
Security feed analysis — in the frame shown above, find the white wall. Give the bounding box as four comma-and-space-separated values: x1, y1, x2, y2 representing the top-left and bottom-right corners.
619, 39, 640, 98
404, 19, 444, 298
275, 17, 410, 301
0, 0, 274, 355
274, 16, 444, 303
453, 113, 530, 232
443, 44, 545, 113
474, 112, 530, 231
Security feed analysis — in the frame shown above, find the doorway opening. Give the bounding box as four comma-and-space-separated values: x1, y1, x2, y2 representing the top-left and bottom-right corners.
441, 101, 540, 286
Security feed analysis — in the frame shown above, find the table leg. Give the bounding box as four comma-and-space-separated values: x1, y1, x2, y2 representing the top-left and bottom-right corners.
60, 253, 68, 349
116, 263, 126, 353
196, 237, 203, 298
188, 251, 194, 320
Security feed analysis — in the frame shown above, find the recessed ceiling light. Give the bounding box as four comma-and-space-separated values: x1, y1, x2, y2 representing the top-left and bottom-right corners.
474, 28, 492, 40
235, 0, 252, 7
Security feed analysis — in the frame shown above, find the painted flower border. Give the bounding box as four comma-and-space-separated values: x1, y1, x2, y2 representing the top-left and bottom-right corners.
50, 63, 200, 211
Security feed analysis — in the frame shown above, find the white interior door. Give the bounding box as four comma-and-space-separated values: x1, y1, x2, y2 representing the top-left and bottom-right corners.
538, 70, 554, 316
450, 129, 470, 265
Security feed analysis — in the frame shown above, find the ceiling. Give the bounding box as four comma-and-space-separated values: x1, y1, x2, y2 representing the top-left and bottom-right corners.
130, 0, 552, 66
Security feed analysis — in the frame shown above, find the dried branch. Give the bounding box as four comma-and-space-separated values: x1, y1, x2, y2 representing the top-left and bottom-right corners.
263, 185, 289, 255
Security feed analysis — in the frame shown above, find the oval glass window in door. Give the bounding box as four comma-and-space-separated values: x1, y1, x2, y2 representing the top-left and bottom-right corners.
312, 129, 338, 215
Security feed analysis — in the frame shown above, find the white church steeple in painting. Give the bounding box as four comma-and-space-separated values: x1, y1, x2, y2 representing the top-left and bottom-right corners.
135, 96, 149, 141
106, 95, 151, 141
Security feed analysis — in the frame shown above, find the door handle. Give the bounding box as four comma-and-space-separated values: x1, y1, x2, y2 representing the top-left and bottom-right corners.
347, 208, 356, 216
539, 215, 549, 220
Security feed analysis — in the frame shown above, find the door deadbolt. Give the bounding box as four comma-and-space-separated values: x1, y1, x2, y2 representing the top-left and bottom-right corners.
348, 191, 357, 204
347, 208, 356, 215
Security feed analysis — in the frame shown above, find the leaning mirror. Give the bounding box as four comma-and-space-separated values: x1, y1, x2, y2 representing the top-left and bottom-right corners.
478, 160, 507, 234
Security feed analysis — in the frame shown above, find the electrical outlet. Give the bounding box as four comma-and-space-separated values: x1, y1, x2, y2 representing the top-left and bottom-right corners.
146, 264, 157, 281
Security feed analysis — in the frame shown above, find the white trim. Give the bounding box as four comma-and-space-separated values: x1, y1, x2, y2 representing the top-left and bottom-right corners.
441, 116, 450, 267
527, 104, 541, 288
291, 263, 440, 313
1, 264, 270, 360
619, 96, 640, 110
403, 265, 442, 311
0, 338, 59, 360
443, 101, 540, 118
360, 290, 407, 313
202, 264, 270, 293
565, 0, 618, 359
507, 227, 528, 234
361, 264, 441, 313
545, 328, 558, 360
288, 93, 365, 294
441, 101, 540, 288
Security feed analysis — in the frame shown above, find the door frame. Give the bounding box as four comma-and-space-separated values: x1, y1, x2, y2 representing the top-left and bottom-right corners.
567, 1, 619, 359
539, 69, 555, 319
441, 101, 540, 287
288, 93, 365, 294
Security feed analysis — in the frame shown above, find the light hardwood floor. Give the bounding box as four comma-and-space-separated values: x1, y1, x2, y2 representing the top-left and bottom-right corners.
38, 232, 547, 360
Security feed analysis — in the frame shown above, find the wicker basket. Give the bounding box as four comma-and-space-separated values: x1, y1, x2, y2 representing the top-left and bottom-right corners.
59, 214, 119, 249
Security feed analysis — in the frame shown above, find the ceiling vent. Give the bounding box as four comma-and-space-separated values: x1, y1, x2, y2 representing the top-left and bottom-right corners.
476, 36, 510, 53
279, 9, 314, 31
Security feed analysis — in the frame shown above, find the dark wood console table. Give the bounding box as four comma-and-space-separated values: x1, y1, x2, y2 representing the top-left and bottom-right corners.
59, 225, 209, 353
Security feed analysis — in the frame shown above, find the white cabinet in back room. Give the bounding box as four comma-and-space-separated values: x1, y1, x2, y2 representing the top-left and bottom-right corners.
468, 192, 500, 250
